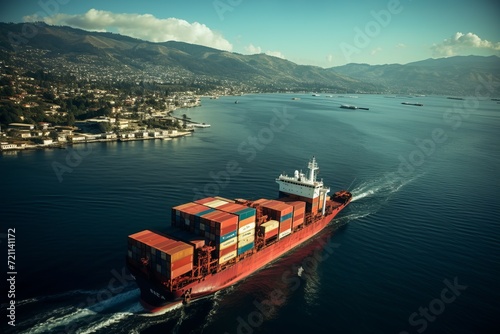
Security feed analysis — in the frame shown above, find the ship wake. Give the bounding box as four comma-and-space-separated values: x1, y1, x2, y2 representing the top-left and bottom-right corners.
14, 288, 144, 334
350, 172, 421, 202
343, 172, 423, 221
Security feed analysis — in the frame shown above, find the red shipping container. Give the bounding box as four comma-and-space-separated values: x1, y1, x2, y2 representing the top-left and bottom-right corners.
129, 230, 152, 240
220, 225, 238, 236
292, 218, 304, 228
251, 198, 270, 208
170, 255, 193, 270
263, 228, 278, 239
217, 243, 237, 258
153, 239, 177, 250
170, 262, 192, 279
239, 216, 256, 228
194, 197, 217, 205
294, 212, 305, 220
172, 202, 197, 211
280, 220, 292, 231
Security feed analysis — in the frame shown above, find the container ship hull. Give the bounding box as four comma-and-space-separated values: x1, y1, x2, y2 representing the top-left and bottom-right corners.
126, 157, 352, 312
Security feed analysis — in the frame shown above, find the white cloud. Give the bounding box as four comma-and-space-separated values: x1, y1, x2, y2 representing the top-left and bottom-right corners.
24, 9, 233, 51
244, 44, 285, 59
326, 54, 334, 63
396, 43, 406, 48
431, 32, 500, 57
245, 44, 262, 54
265, 50, 285, 59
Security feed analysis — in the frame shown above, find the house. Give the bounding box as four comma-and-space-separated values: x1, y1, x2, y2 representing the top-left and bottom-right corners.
9, 123, 35, 130
0, 142, 17, 150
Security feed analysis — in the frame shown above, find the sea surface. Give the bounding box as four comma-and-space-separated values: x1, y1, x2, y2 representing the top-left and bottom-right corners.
1, 93, 499, 334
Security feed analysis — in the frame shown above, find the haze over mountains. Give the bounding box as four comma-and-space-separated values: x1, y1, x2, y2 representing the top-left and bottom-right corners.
1, 22, 499, 96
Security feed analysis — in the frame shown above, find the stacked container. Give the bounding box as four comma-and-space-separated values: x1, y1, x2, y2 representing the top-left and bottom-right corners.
260, 200, 294, 239
259, 220, 279, 240
128, 230, 194, 280
278, 193, 321, 215
278, 200, 306, 229
217, 202, 257, 256
200, 210, 239, 264
195, 197, 231, 209
171, 202, 215, 233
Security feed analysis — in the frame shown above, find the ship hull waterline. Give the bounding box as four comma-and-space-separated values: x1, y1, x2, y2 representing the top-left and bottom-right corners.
129, 202, 349, 313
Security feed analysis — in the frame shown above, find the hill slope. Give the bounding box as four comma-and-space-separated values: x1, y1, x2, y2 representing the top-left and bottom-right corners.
330, 56, 500, 96
1, 22, 499, 95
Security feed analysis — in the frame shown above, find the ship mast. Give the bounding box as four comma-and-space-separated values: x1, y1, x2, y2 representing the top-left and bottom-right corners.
308, 156, 319, 183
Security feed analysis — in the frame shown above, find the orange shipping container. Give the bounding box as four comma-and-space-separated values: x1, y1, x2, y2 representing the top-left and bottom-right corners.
170, 262, 192, 279
170, 255, 193, 271
263, 228, 278, 239
217, 243, 237, 258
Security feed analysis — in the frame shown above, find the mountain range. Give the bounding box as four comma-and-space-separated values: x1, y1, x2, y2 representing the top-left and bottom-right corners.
1, 22, 499, 96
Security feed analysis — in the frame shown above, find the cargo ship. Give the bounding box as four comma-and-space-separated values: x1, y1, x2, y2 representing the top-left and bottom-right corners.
126, 157, 352, 312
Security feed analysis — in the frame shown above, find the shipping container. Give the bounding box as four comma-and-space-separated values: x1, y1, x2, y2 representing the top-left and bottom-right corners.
219, 250, 237, 264
219, 236, 237, 250
279, 220, 292, 232
238, 228, 255, 239
205, 199, 229, 208
170, 255, 193, 270
157, 242, 194, 263
260, 220, 279, 232
214, 196, 234, 203
219, 230, 237, 243
237, 242, 254, 255
169, 262, 192, 279
215, 243, 237, 259
238, 235, 255, 247
250, 198, 270, 208
262, 228, 278, 240
279, 228, 292, 239
238, 221, 256, 234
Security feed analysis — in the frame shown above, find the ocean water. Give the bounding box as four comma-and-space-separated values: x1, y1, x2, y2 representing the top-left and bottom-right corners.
1, 93, 499, 333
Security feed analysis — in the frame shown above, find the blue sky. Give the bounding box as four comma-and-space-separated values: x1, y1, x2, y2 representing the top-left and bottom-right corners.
1, 0, 499, 67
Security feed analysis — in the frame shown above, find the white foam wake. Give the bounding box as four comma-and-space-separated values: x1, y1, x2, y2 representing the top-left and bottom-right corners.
350, 173, 422, 202
22, 289, 140, 334
76, 302, 143, 334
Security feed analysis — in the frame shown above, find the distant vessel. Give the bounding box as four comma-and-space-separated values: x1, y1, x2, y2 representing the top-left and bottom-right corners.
292, 97, 301, 100
340, 104, 357, 110
401, 102, 423, 106
312, 94, 321, 97
190, 123, 211, 128
127, 157, 352, 312
234, 100, 239, 104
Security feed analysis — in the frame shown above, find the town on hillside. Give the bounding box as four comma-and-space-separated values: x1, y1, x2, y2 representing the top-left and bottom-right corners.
0, 62, 214, 152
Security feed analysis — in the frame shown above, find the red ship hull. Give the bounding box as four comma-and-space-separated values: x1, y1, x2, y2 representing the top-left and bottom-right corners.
129, 200, 349, 312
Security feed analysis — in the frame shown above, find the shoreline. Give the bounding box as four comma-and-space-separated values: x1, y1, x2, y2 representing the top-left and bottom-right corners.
0, 131, 192, 153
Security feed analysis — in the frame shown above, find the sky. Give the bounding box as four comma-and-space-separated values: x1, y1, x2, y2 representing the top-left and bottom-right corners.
0, 0, 499, 67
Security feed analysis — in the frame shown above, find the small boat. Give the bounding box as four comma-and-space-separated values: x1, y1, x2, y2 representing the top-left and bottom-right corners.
401, 102, 423, 106
340, 104, 357, 110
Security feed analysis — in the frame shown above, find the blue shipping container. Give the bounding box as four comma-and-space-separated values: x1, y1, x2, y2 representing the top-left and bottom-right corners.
280, 212, 293, 222
219, 230, 237, 243
237, 242, 255, 255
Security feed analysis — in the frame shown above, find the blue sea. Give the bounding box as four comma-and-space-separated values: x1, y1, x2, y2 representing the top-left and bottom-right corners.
1, 93, 499, 333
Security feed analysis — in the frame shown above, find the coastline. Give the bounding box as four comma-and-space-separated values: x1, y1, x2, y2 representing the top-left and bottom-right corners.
0, 131, 193, 153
